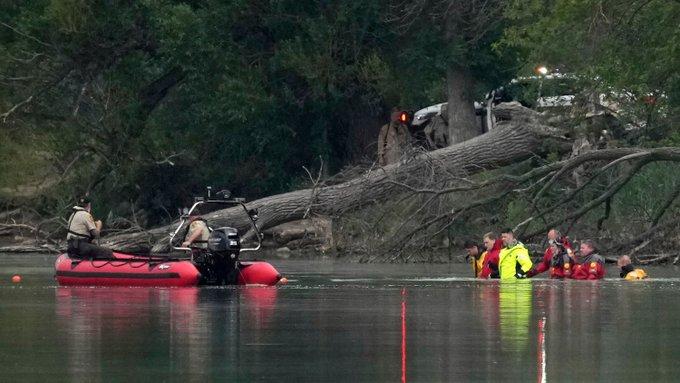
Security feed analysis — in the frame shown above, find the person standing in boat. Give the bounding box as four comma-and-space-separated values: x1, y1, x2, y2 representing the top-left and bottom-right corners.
181, 215, 210, 249
66, 196, 113, 259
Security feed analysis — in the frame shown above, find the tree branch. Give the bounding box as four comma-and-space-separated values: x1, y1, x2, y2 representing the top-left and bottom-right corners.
1, 96, 33, 123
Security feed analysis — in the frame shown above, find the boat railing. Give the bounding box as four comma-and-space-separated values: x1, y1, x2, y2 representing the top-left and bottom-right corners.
169, 189, 262, 253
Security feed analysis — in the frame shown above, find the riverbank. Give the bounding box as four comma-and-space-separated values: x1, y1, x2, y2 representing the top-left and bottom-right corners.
1, 236, 678, 267
2, 210, 679, 265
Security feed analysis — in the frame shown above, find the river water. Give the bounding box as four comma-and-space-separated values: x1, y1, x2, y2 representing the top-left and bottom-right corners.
1, 253, 680, 382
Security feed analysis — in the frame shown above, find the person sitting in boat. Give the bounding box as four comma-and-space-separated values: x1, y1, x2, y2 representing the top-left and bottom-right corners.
526, 229, 573, 279
478, 232, 502, 279
567, 239, 605, 280
66, 196, 113, 259
498, 229, 533, 280
618, 255, 648, 280
181, 214, 210, 250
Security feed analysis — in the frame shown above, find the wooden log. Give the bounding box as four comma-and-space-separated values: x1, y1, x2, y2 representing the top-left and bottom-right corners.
102, 103, 566, 253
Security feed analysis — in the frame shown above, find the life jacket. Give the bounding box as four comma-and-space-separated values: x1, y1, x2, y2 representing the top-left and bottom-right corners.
548, 250, 573, 279
528, 237, 573, 278
570, 253, 605, 280
621, 264, 648, 280
625, 269, 648, 280
549, 264, 571, 279
472, 249, 485, 278
558, 262, 573, 278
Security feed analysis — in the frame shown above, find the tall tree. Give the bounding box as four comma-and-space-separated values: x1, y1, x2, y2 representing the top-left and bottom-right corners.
0, 0, 419, 223
502, 0, 680, 142
389, 0, 508, 145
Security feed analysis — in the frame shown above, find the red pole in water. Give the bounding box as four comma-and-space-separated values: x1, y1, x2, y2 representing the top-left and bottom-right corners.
537, 317, 546, 383
401, 288, 407, 383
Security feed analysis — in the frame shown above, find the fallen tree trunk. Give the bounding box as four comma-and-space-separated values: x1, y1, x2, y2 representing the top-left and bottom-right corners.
103, 102, 566, 253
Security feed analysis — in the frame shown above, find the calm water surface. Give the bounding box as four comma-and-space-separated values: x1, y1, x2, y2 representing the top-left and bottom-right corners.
1, 253, 680, 382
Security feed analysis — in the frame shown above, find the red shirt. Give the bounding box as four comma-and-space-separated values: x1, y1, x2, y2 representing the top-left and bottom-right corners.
479, 239, 503, 279
529, 237, 572, 278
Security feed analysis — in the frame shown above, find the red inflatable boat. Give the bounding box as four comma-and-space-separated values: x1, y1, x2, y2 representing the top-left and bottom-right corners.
56, 190, 286, 287
54, 253, 282, 287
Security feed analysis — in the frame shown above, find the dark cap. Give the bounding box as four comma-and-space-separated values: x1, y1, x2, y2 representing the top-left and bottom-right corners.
76, 196, 91, 207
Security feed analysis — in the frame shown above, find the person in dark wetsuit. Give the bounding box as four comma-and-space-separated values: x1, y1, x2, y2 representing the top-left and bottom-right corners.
66, 196, 113, 259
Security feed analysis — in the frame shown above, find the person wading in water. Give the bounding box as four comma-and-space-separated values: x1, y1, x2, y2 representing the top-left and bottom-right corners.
527, 229, 573, 279
478, 232, 502, 279
618, 255, 648, 280
498, 229, 533, 280
568, 239, 605, 280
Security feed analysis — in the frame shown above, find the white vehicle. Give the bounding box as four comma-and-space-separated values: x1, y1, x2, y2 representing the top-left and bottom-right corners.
413, 73, 584, 135
412, 102, 486, 127
411, 102, 447, 127
408, 71, 653, 149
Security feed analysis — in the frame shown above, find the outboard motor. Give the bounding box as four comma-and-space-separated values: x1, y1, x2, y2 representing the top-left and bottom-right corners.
208, 227, 240, 255
197, 227, 240, 285
169, 188, 264, 285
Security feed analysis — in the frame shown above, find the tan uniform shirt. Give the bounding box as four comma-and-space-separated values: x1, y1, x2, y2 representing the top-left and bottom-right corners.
377, 121, 410, 166
66, 208, 96, 240
186, 220, 210, 249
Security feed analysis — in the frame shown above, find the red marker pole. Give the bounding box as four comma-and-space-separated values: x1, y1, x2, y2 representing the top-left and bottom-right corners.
401, 288, 407, 383
537, 316, 546, 383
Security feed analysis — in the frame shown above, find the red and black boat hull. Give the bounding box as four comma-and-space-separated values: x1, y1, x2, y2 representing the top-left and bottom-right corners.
54, 253, 281, 287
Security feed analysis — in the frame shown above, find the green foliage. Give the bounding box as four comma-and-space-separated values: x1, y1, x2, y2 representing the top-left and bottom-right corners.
0, 0, 677, 237
0, 0, 435, 223
504, 199, 529, 228
502, 0, 680, 141
610, 163, 680, 227
46, 0, 92, 34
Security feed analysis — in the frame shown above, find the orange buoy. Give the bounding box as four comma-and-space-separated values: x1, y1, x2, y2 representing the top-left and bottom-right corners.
11, 275, 21, 283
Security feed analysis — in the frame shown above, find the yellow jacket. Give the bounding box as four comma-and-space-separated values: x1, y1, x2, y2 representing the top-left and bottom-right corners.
472, 252, 486, 278
624, 268, 648, 280
498, 242, 533, 280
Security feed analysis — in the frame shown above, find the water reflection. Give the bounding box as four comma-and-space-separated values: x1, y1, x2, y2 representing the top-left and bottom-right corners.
498, 280, 532, 352
54, 286, 278, 381
401, 288, 407, 383
242, 287, 278, 330
4, 256, 680, 381
467, 281, 535, 381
